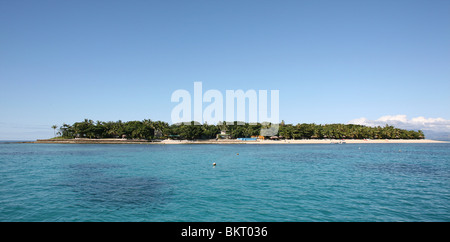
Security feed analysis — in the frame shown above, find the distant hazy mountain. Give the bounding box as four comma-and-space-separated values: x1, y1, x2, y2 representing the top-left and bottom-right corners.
423, 130, 450, 141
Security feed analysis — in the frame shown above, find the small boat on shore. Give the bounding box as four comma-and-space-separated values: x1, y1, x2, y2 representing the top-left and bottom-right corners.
331, 140, 346, 144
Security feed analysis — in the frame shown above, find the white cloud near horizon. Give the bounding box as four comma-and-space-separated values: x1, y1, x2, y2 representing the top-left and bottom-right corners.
348, 115, 450, 133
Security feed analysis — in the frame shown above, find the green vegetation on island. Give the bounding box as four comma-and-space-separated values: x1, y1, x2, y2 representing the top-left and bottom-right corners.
55, 119, 425, 140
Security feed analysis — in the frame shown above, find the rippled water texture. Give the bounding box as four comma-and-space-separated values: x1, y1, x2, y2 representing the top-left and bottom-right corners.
0, 143, 449, 221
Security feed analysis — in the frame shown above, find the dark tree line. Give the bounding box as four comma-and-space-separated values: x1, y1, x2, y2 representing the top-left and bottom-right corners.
56, 119, 425, 140
277, 122, 424, 140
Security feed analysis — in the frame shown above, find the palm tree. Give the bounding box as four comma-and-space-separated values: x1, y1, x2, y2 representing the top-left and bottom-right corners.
51, 125, 58, 137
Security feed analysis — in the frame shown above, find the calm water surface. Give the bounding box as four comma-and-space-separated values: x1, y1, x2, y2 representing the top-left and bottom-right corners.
0, 143, 448, 221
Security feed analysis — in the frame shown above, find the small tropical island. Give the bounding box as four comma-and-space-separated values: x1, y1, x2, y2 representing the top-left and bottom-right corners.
33, 119, 446, 144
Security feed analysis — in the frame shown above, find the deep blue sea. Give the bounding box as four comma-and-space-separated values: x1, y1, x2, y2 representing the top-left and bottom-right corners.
0, 143, 449, 221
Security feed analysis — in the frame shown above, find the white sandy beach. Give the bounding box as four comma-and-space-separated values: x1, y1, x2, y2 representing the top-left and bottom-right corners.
159, 139, 448, 144
32, 138, 448, 144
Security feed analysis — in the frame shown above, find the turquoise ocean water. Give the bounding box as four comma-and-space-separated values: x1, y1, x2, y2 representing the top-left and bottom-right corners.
0, 143, 448, 221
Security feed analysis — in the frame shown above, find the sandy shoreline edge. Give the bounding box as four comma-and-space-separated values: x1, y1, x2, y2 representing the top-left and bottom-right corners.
29, 138, 448, 144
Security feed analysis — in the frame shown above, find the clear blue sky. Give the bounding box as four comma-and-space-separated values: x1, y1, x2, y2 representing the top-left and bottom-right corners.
1, 0, 449, 139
